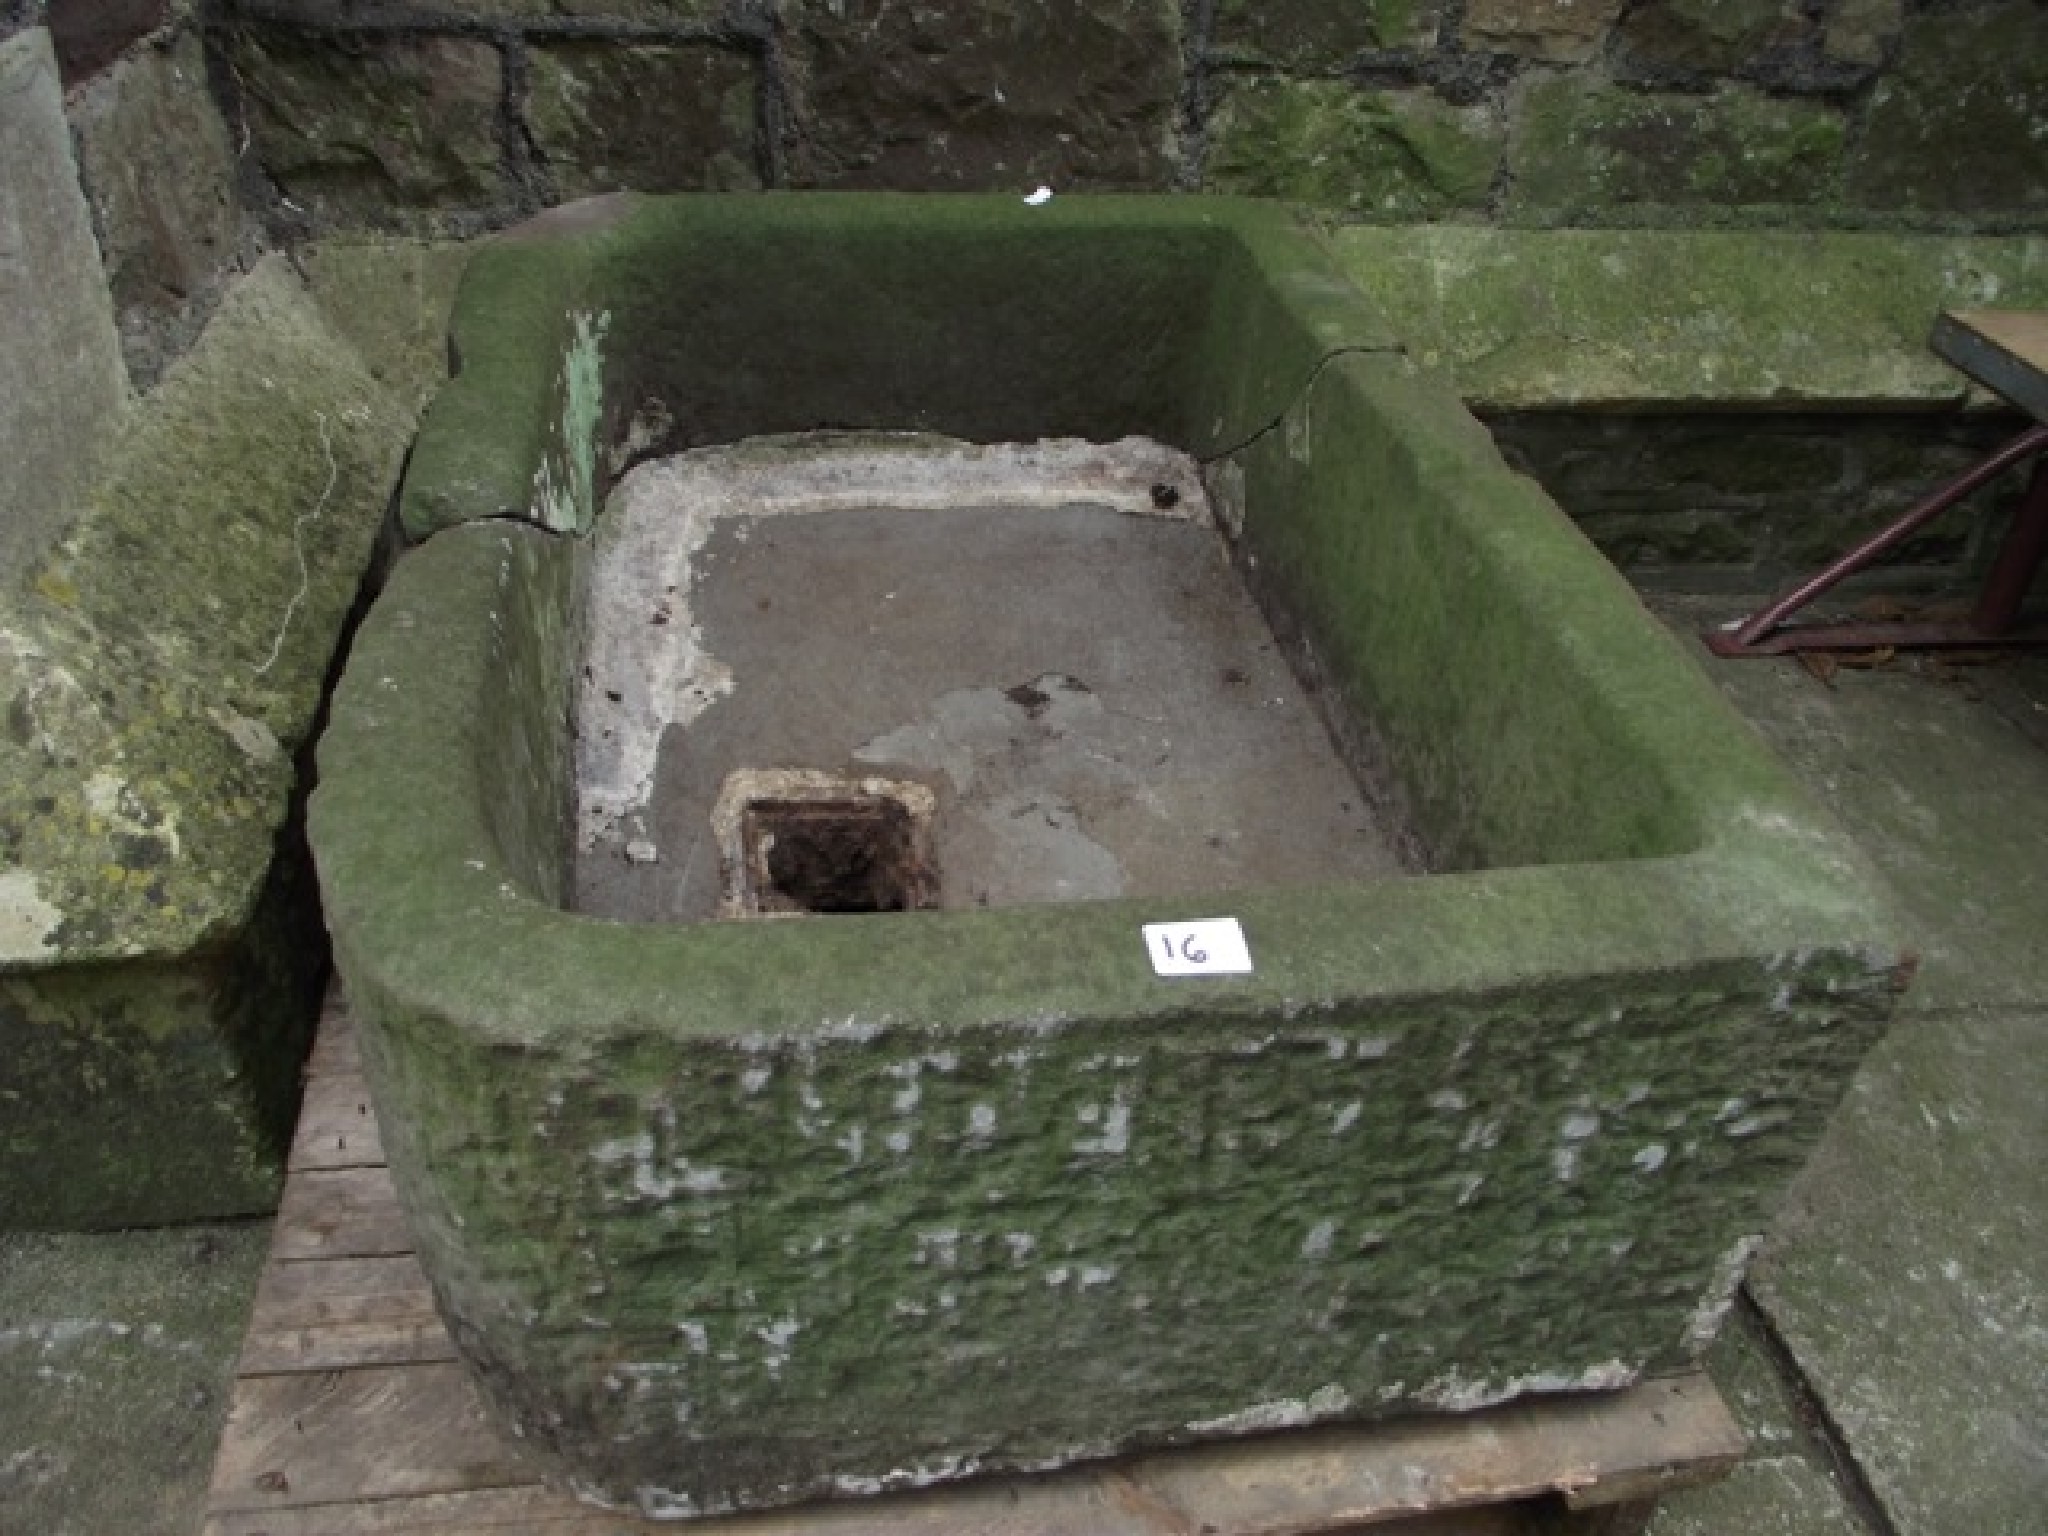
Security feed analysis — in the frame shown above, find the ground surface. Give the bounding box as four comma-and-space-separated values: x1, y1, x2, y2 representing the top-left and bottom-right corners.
2, 594, 2043, 1534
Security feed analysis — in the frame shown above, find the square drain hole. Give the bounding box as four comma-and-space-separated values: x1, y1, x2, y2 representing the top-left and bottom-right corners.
713, 772, 936, 918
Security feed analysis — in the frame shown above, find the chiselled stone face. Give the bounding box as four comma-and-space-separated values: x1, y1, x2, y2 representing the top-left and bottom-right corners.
312, 194, 1905, 1517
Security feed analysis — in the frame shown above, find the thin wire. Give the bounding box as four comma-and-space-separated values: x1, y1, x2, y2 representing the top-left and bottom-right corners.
253, 410, 337, 677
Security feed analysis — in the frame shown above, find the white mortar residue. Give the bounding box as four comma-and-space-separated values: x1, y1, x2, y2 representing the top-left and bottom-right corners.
577, 434, 1210, 855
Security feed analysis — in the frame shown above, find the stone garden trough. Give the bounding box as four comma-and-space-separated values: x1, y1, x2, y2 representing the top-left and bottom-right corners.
308, 195, 1907, 1518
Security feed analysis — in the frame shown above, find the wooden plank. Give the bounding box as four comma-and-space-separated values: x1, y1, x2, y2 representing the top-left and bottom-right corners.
1934, 308, 2048, 422
291, 1067, 387, 1172
208, 1362, 534, 1515
272, 1165, 415, 1261
240, 1253, 457, 1375
205, 1485, 641, 1534
308, 987, 363, 1079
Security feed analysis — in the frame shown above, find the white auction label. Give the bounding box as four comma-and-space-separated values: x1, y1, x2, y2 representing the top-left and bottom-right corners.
1143, 918, 1253, 977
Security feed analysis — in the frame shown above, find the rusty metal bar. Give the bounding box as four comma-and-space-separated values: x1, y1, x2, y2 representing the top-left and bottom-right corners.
1706, 423, 2048, 658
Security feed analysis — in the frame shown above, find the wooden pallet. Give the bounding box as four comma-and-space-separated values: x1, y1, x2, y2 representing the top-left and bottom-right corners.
203, 994, 1745, 1536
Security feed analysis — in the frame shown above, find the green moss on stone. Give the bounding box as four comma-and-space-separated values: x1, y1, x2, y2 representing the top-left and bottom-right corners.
1616, 0, 1796, 75
1509, 78, 1845, 223
1, 256, 414, 1227
231, 25, 506, 229
1207, 77, 1501, 219
1846, 3, 2048, 217
320, 194, 1903, 1511
1210, 0, 1438, 67
1332, 226, 2048, 410
781, 0, 1182, 190
526, 42, 760, 201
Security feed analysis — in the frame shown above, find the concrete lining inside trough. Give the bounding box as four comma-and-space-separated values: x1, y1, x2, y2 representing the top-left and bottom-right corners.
577, 434, 1417, 923
309, 195, 1910, 1520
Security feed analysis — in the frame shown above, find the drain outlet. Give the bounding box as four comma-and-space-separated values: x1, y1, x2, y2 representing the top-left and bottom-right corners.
713, 771, 937, 918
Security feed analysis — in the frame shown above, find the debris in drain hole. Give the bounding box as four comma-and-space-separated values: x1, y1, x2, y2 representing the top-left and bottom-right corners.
625, 839, 659, 865
1150, 482, 1180, 510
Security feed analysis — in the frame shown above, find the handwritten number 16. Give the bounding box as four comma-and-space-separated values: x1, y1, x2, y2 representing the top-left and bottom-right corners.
1159, 931, 1208, 965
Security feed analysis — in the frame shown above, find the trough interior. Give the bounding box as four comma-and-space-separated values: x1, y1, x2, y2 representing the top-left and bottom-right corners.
451, 200, 1708, 911
576, 443, 1422, 923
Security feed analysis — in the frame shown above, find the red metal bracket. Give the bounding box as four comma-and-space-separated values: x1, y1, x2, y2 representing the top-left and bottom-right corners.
1706, 423, 2048, 658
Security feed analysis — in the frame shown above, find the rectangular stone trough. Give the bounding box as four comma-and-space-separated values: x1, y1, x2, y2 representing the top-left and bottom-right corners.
307, 195, 1908, 1520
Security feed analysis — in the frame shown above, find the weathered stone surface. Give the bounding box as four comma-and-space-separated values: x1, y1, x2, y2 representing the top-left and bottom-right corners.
69, 29, 241, 388
526, 41, 758, 200
1509, 78, 1845, 220
781, 0, 1181, 190
297, 236, 471, 413
0, 27, 130, 585
1847, 3, 2048, 217
1333, 226, 2048, 410
1750, 1002, 2047, 1536
0, 256, 414, 1228
320, 195, 1901, 1516
1615, 0, 1799, 76
1210, 0, 1442, 67
1461, 0, 1624, 62
0, 1224, 270, 1534
1206, 77, 1500, 217
232, 26, 505, 228
1824, 0, 1901, 71
45, 0, 165, 82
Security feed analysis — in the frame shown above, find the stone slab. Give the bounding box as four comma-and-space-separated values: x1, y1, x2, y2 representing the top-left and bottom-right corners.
68, 26, 242, 388
0, 26, 130, 584
296, 236, 472, 415
1462, 0, 1624, 62
1655, 596, 2048, 1014
0, 255, 415, 1228
0, 1222, 270, 1536
1334, 226, 2048, 411
1748, 1002, 2048, 1536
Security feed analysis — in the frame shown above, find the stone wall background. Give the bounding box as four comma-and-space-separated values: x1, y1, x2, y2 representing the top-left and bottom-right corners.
141, 0, 2048, 240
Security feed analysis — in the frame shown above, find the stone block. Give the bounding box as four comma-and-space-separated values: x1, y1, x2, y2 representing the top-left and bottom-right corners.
781, 0, 1181, 191
45, 0, 165, 82
0, 257, 415, 1229
1508, 78, 1845, 221
69, 29, 241, 388
1614, 0, 1800, 77
526, 41, 759, 200
231, 25, 505, 229
1206, 77, 1500, 218
1210, 0, 1442, 68
0, 27, 130, 586
1334, 226, 2048, 412
1461, 0, 1625, 62
1846, 3, 2048, 216
1823, 0, 1901, 71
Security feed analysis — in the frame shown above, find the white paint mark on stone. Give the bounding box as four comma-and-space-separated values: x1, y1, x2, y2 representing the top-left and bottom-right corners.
1301, 1220, 1336, 1259
1188, 1383, 1351, 1435
1683, 1234, 1763, 1353
0, 868, 64, 961
1078, 1264, 1117, 1290
1417, 1360, 1636, 1413
967, 1103, 998, 1141
1632, 1142, 1669, 1174
1561, 1112, 1601, 1141
1330, 1101, 1362, 1135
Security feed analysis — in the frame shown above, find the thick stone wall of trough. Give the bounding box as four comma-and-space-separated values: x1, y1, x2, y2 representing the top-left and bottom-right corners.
156, 0, 2048, 239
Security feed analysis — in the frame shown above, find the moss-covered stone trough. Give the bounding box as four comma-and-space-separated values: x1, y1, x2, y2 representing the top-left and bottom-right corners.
310, 195, 1909, 1519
